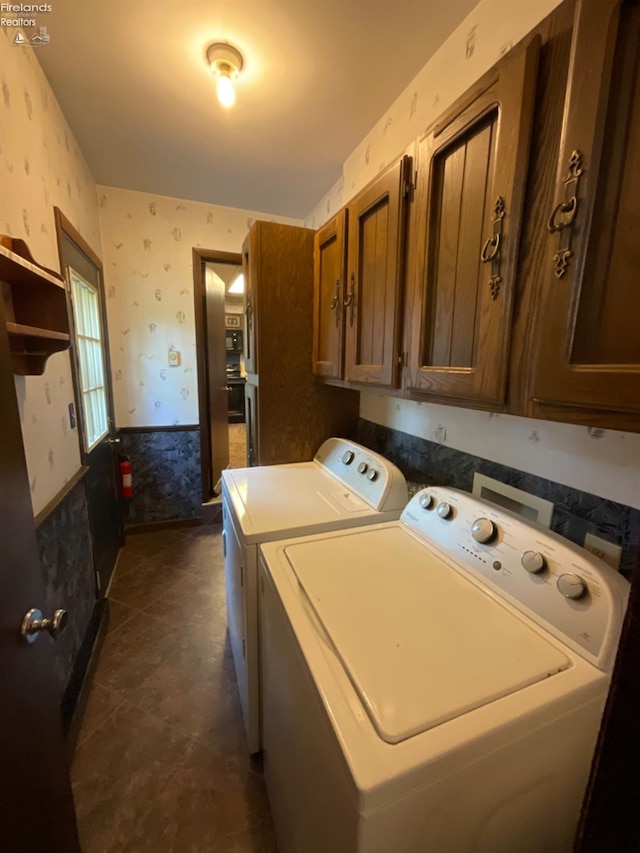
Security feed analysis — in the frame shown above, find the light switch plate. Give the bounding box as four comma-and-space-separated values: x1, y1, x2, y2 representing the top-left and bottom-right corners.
168, 350, 181, 366
584, 533, 622, 571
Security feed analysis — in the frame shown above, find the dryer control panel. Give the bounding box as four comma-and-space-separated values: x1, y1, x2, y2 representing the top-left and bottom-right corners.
314, 438, 408, 513
402, 488, 629, 671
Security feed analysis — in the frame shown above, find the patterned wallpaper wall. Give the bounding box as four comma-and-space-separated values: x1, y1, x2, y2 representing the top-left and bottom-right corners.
305, 0, 563, 229
0, 31, 102, 516
98, 186, 300, 428
361, 395, 640, 512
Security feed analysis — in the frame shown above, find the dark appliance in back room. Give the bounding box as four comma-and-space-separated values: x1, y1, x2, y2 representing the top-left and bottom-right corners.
225, 314, 245, 423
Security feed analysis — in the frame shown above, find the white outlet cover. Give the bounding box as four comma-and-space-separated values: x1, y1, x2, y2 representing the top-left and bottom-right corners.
584, 532, 622, 571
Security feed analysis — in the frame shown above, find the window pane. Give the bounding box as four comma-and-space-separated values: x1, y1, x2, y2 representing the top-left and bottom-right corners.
70, 270, 109, 452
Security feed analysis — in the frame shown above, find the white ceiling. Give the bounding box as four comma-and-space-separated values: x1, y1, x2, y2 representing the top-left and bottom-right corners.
36, 0, 479, 218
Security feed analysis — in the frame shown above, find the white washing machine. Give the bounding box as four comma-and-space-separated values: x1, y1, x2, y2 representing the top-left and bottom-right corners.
221, 438, 408, 753
259, 487, 629, 853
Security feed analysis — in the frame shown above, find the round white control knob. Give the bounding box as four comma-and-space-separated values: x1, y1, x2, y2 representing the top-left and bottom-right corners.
436, 501, 452, 519
419, 493, 433, 510
357, 462, 368, 475
366, 468, 378, 482
471, 518, 497, 544
521, 551, 546, 574
557, 573, 587, 600
341, 450, 355, 465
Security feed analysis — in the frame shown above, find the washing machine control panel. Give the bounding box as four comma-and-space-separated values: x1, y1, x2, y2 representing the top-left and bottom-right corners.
314, 438, 408, 513
402, 487, 629, 670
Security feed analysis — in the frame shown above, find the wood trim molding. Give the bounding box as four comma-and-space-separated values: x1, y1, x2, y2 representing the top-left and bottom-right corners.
53, 208, 102, 271
34, 465, 89, 528
117, 424, 200, 434
193, 247, 242, 265
192, 247, 242, 502
64, 597, 109, 755
53, 207, 116, 462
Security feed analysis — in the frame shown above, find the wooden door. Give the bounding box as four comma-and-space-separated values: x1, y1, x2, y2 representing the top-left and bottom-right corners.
57, 211, 122, 594
407, 39, 539, 406
532, 0, 640, 423
242, 229, 258, 378
204, 262, 229, 488
0, 299, 80, 851
344, 157, 410, 387
312, 209, 347, 379
244, 380, 258, 466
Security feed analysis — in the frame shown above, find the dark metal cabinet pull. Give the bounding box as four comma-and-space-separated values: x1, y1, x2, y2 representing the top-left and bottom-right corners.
481, 197, 506, 300
548, 150, 583, 279
329, 279, 341, 326
343, 273, 355, 326
481, 233, 501, 263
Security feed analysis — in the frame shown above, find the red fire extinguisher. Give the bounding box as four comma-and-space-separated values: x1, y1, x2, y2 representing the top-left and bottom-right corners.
120, 454, 133, 499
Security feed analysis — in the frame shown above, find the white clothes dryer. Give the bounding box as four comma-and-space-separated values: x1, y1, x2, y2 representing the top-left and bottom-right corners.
221, 437, 408, 753
259, 486, 629, 853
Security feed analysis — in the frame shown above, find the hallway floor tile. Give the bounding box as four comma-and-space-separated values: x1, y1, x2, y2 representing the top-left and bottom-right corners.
72, 524, 277, 853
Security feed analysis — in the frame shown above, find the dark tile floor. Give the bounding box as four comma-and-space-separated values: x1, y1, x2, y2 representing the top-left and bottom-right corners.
72, 524, 277, 853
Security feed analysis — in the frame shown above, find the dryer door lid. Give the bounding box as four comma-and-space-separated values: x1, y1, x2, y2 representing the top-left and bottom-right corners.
285, 527, 571, 744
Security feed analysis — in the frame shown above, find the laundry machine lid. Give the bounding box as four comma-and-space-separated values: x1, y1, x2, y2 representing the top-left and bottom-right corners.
284, 526, 571, 745
223, 463, 380, 543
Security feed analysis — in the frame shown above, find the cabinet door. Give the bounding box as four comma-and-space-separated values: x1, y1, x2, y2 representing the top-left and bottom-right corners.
242, 229, 258, 376
245, 380, 258, 466
344, 157, 410, 387
532, 0, 640, 419
407, 39, 539, 405
312, 210, 347, 378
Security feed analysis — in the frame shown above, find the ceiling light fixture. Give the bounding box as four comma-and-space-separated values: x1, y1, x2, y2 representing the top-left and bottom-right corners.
206, 42, 244, 109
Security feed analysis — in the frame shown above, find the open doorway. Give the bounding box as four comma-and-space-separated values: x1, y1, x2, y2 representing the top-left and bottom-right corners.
193, 248, 246, 504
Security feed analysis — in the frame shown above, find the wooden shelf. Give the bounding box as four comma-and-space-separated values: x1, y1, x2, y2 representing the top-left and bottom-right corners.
0, 240, 65, 290
7, 322, 70, 342
0, 235, 70, 375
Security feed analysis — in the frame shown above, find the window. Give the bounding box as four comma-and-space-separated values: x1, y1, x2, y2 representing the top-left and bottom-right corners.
69, 268, 109, 452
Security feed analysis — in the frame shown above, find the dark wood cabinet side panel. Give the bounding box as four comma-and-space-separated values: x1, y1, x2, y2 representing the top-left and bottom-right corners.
250, 221, 360, 464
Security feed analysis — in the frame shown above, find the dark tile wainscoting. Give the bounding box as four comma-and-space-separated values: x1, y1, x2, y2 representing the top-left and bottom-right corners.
36, 479, 98, 717
357, 419, 640, 576
119, 427, 202, 527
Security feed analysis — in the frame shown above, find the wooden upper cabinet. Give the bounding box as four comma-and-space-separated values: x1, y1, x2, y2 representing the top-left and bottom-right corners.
312, 209, 347, 379
242, 228, 258, 376
344, 156, 411, 387
532, 0, 640, 420
406, 39, 539, 406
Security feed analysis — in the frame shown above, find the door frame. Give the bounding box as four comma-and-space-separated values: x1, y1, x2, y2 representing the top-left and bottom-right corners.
193, 247, 242, 500
54, 207, 123, 574
54, 209, 116, 463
